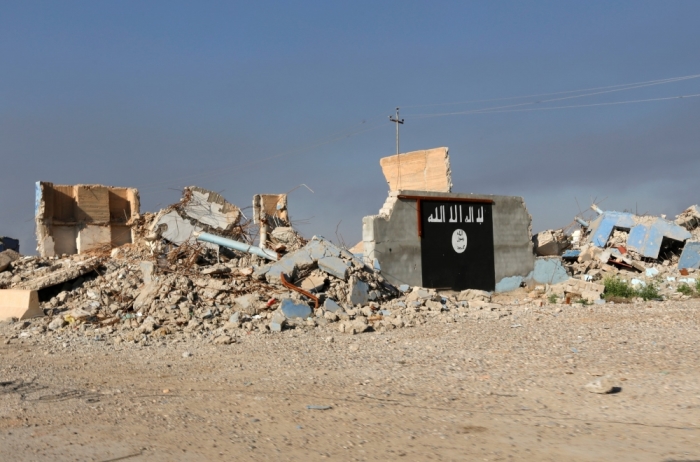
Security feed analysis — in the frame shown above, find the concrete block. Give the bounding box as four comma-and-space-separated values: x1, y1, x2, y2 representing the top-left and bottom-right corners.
379, 147, 452, 192
232, 294, 264, 315
348, 277, 369, 306
0, 250, 20, 272
133, 282, 161, 312
157, 211, 198, 246
318, 256, 349, 280
270, 311, 287, 332
301, 275, 326, 292
0, 290, 42, 321
279, 299, 312, 319
323, 298, 342, 312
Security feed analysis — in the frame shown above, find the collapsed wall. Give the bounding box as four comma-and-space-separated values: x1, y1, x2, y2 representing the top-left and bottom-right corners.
35, 182, 140, 257
363, 190, 534, 291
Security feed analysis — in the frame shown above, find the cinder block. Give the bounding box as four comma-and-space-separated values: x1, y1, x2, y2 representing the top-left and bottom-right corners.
0, 290, 43, 321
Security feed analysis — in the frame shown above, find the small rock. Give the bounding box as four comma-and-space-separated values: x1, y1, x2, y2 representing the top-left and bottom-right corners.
213, 335, 233, 345
182, 351, 192, 358
585, 376, 617, 394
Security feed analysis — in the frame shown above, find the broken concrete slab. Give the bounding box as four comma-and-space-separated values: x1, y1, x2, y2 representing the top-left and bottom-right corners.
317, 256, 349, 281
585, 208, 691, 259
35, 182, 140, 257
348, 276, 369, 306
184, 186, 242, 232
279, 298, 312, 319
0, 290, 42, 321
675, 205, 700, 230
16, 258, 99, 291
132, 281, 161, 312
532, 229, 570, 256
380, 147, 452, 192
678, 241, 700, 270
301, 275, 326, 293
323, 298, 342, 312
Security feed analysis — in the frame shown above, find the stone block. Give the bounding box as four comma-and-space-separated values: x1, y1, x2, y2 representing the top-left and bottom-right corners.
270, 311, 287, 332
318, 256, 349, 280
379, 147, 452, 192
348, 277, 369, 306
0, 290, 42, 321
323, 298, 342, 312
301, 275, 326, 292
0, 250, 20, 272
279, 299, 311, 319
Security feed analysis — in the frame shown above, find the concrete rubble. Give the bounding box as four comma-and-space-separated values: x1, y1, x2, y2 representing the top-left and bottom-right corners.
6, 161, 700, 345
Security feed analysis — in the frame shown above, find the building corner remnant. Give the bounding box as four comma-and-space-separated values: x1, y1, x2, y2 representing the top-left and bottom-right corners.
35, 181, 140, 257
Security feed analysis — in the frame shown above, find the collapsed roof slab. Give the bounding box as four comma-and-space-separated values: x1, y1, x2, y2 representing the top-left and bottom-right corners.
585, 209, 691, 259
35, 182, 140, 257
379, 147, 452, 193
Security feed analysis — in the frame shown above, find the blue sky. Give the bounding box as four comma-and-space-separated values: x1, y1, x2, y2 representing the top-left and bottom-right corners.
2, 1, 700, 252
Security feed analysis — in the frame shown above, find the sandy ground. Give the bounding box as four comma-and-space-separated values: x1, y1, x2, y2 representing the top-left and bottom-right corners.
1, 300, 699, 461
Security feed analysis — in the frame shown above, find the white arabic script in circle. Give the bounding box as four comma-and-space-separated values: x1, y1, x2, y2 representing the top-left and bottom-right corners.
452, 229, 467, 253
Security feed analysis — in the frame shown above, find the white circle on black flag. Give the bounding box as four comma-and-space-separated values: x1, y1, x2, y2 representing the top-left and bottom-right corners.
451, 229, 467, 253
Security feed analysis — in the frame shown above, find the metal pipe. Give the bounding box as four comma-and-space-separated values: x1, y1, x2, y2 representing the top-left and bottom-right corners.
194, 232, 278, 261
576, 217, 590, 228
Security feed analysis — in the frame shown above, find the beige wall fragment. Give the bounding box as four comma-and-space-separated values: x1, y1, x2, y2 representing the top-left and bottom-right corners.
379, 147, 452, 193
0, 290, 42, 321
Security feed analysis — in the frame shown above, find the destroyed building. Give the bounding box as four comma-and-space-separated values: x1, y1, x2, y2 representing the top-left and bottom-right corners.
363, 147, 535, 292
35, 182, 140, 257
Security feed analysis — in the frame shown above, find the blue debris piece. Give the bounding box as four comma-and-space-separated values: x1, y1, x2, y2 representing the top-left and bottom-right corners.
317, 256, 349, 280
587, 210, 691, 259
398, 284, 410, 293
279, 299, 312, 319
588, 211, 636, 247
627, 220, 691, 259
679, 241, 700, 270
495, 276, 523, 293
323, 298, 343, 312
0, 237, 19, 253
530, 258, 569, 285
561, 249, 580, 260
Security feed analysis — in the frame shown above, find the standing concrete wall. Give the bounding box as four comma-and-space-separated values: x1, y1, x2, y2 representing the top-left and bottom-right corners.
363, 190, 534, 289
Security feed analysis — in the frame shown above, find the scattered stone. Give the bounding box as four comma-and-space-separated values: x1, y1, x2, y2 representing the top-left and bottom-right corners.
585, 376, 618, 394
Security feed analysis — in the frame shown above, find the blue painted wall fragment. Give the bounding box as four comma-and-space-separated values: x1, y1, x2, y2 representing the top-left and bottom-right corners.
529, 257, 570, 285
587, 210, 691, 259
495, 275, 523, 293
588, 212, 636, 247
561, 249, 580, 259
679, 241, 700, 270
626, 219, 691, 259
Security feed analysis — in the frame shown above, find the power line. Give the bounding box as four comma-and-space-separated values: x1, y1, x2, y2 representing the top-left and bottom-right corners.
407, 93, 700, 119
401, 73, 700, 109
404, 75, 700, 118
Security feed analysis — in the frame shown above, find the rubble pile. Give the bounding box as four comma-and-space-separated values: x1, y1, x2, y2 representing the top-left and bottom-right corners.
533, 203, 700, 301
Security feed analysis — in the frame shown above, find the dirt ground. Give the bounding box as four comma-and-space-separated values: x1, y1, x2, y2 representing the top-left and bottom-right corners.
1, 300, 699, 461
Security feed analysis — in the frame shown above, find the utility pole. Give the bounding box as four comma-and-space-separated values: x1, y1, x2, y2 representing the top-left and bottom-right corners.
388, 107, 404, 156
389, 107, 405, 189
